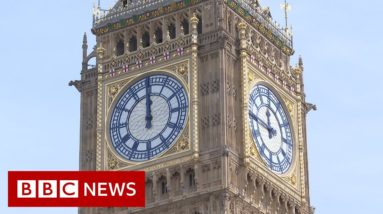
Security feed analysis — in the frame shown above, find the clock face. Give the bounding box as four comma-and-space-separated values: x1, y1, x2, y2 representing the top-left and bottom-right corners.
248, 84, 294, 174
109, 74, 188, 162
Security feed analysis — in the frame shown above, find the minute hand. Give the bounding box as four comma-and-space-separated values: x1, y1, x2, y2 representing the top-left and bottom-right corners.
249, 112, 275, 133
145, 78, 153, 129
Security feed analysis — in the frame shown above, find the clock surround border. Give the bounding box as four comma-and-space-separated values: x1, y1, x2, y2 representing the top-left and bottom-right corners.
247, 80, 297, 176
105, 71, 190, 165
246, 62, 302, 195
97, 58, 199, 171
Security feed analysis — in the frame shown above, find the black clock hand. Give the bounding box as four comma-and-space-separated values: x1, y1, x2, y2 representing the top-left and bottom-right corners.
145, 77, 153, 129
249, 111, 276, 135
266, 109, 273, 139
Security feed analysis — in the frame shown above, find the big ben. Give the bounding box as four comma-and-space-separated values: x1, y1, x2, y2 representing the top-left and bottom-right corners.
70, 0, 314, 213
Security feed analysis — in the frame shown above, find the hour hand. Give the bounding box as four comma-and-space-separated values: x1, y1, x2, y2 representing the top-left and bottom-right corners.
266, 109, 273, 138
249, 111, 276, 137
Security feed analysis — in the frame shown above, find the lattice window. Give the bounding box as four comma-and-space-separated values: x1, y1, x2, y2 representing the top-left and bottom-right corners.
181, 18, 189, 35
197, 15, 202, 34
155, 27, 163, 43
142, 31, 150, 48
185, 168, 196, 191
168, 23, 176, 39
129, 35, 137, 52
116, 39, 124, 56
122, 0, 128, 7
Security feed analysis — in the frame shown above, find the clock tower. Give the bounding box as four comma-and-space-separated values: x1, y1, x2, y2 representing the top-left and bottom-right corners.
71, 0, 315, 213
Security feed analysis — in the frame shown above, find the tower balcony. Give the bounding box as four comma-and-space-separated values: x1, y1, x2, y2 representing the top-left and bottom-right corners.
93, 0, 184, 28
92, 0, 293, 51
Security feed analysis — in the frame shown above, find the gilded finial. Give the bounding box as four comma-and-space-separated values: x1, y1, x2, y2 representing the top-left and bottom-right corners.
190, 13, 199, 25
280, 0, 292, 30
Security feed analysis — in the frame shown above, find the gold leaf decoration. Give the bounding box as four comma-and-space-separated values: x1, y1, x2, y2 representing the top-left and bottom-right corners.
108, 156, 118, 169
250, 146, 257, 156
109, 85, 119, 96
291, 174, 297, 185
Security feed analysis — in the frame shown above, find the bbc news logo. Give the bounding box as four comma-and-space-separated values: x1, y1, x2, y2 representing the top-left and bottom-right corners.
8, 171, 145, 207
17, 180, 79, 198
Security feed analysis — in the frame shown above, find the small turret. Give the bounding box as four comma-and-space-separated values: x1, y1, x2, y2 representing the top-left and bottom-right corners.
82, 32, 88, 71
298, 55, 304, 70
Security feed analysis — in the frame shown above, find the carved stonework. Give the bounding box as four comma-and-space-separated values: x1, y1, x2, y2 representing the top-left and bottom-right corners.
284, 98, 294, 118
211, 79, 220, 93
211, 113, 221, 127
227, 115, 238, 132
85, 150, 93, 162
250, 145, 257, 156
108, 154, 118, 170
291, 174, 297, 185
201, 116, 210, 129
86, 116, 94, 129
109, 85, 119, 97
226, 81, 238, 99
200, 82, 209, 96
200, 79, 220, 96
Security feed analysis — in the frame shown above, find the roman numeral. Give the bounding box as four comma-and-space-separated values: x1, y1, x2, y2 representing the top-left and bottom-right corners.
159, 77, 169, 95
167, 88, 182, 101
131, 141, 139, 151
171, 106, 188, 113
168, 122, 182, 130
282, 137, 292, 146
128, 141, 140, 160
111, 123, 127, 130
120, 134, 130, 145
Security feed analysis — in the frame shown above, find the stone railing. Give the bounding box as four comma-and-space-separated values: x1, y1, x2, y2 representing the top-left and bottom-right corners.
225, 0, 293, 48
93, 0, 182, 27
102, 34, 192, 74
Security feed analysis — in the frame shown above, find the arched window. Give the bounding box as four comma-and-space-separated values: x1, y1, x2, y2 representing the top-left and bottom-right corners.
128, 35, 137, 52
161, 181, 167, 194
122, 0, 128, 7
197, 15, 202, 34
145, 179, 153, 203
168, 23, 176, 39
157, 175, 167, 196
116, 39, 124, 56
142, 31, 150, 48
186, 168, 195, 191
171, 172, 181, 195
155, 27, 163, 43
181, 18, 189, 35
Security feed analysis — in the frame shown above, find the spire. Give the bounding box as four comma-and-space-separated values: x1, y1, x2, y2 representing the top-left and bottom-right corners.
298, 55, 304, 70
82, 32, 88, 71
82, 32, 88, 47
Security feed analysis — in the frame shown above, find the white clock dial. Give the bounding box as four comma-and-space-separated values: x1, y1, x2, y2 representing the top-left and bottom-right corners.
109, 74, 188, 162
248, 84, 294, 174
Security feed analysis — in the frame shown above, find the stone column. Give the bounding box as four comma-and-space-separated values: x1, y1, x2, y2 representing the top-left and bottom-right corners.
190, 13, 200, 160
237, 21, 250, 166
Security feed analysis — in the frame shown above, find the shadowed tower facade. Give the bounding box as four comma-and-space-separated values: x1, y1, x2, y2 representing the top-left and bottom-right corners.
72, 0, 314, 213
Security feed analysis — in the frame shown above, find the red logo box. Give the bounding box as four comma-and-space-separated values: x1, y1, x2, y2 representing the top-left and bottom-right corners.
8, 171, 145, 207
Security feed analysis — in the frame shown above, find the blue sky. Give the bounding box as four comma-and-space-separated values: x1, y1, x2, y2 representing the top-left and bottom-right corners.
1, 0, 382, 213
